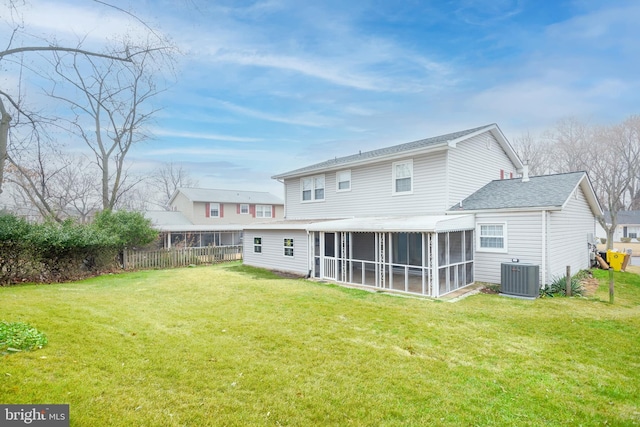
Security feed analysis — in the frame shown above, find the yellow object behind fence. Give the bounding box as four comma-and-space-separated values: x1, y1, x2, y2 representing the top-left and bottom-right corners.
606, 250, 626, 272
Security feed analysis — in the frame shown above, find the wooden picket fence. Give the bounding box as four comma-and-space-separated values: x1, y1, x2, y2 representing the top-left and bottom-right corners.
123, 245, 242, 270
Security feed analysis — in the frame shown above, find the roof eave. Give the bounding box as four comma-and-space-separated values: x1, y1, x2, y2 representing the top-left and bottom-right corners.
272, 142, 450, 180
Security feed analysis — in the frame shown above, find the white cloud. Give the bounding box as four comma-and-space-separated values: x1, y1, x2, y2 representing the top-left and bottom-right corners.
151, 129, 262, 143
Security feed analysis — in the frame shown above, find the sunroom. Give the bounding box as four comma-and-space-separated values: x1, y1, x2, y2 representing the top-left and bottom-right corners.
307, 215, 475, 298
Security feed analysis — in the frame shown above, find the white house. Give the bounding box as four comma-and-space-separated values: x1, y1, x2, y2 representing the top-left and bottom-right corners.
145, 188, 284, 248
243, 124, 602, 298
596, 211, 640, 242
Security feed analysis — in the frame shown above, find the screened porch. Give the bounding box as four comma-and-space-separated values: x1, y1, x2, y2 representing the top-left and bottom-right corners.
308, 215, 475, 298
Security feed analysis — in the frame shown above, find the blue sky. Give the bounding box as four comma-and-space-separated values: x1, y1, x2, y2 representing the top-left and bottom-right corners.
4, 0, 640, 197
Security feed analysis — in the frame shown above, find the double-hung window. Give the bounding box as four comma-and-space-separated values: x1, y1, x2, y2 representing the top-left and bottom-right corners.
284, 238, 294, 257
240, 204, 249, 214
336, 170, 351, 192
256, 205, 272, 218
254, 237, 262, 253
301, 175, 325, 202
393, 160, 413, 194
209, 203, 220, 218
477, 223, 507, 252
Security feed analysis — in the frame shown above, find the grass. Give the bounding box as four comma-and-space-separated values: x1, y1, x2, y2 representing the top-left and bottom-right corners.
1, 262, 639, 426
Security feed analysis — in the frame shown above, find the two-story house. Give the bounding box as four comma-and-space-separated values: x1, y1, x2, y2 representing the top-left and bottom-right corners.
146, 188, 284, 249
243, 124, 602, 298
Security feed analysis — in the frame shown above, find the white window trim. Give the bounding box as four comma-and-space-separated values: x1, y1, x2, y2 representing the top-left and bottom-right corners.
283, 238, 294, 257
209, 202, 220, 218
300, 174, 325, 202
476, 222, 508, 253
240, 204, 249, 214
392, 159, 413, 196
256, 204, 272, 218
336, 170, 351, 192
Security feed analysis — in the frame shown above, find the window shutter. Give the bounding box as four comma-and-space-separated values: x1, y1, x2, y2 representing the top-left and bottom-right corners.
220, 204, 224, 218
250, 205, 256, 218
510, 172, 513, 179
205, 203, 210, 218
500, 169, 504, 180
237, 204, 240, 214
272, 205, 276, 218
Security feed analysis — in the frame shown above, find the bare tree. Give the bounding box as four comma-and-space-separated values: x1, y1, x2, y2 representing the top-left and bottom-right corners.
544, 117, 594, 174
512, 131, 553, 176
0, 0, 174, 198
540, 116, 640, 249
41, 42, 171, 210
150, 162, 199, 209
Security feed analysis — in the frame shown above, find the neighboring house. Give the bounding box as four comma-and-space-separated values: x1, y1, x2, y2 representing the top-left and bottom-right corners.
146, 188, 284, 248
243, 124, 602, 298
596, 211, 640, 242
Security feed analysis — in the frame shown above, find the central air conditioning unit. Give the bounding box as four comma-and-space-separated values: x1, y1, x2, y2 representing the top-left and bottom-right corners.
500, 263, 540, 299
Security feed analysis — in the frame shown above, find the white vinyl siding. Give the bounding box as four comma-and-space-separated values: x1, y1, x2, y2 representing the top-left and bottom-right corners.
447, 132, 519, 208
393, 160, 413, 195
546, 186, 597, 284
285, 151, 448, 219
243, 229, 309, 275
336, 170, 351, 192
473, 212, 544, 285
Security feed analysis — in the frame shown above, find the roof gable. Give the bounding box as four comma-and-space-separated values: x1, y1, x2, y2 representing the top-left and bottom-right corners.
273, 123, 522, 179
449, 172, 603, 215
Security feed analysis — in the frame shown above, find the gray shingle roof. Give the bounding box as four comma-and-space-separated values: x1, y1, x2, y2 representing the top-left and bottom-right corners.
273, 124, 496, 179
144, 210, 192, 226
449, 172, 587, 211
604, 210, 640, 225
173, 188, 284, 205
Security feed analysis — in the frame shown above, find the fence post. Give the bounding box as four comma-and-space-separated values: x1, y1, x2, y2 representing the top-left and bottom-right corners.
609, 268, 614, 304
566, 265, 571, 296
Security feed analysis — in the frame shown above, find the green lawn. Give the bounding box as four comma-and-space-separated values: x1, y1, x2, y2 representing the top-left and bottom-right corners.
1, 263, 639, 426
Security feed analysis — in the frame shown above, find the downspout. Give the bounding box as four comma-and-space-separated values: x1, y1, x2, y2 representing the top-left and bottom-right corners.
541, 210, 547, 287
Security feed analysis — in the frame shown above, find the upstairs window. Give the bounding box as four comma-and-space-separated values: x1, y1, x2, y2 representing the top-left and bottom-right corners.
256, 205, 272, 218
301, 175, 325, 202
240, 204, 249, 214
209, 203, 220, 218
336, 170, 351, 192
393, 160, 413, 194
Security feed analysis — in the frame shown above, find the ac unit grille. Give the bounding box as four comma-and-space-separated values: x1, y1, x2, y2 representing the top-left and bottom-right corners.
501, 263, 539, 298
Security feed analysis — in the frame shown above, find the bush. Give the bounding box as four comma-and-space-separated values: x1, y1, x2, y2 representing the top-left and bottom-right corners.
540, 274, 585, 297
600, 238, 607, 244
0, 211, 157, 284
0, 321, 47, 354
92, 210, 158, 250
620, 237, 632, 243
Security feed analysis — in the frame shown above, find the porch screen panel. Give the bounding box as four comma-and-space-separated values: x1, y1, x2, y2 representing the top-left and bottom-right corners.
449, 231, 463, 264
465, 230, 474, 261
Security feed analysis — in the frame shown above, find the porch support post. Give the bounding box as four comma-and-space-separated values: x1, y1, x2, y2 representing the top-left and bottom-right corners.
320, 232, 325, 279
421, 232, 426, 295
433, 233, 439, 298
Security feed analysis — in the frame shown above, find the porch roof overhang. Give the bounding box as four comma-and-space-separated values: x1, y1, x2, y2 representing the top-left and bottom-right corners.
153, 224, 245, 232
306, 214, 475, 233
